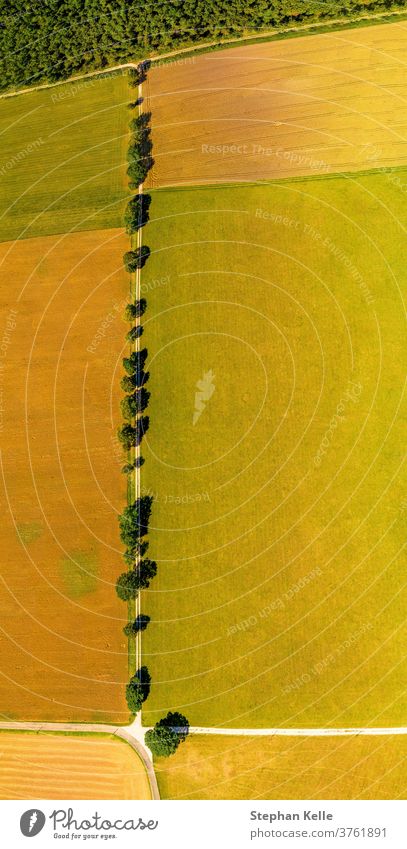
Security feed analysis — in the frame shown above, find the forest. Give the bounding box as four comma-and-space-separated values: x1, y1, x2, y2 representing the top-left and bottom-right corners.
0, 0, 405, 91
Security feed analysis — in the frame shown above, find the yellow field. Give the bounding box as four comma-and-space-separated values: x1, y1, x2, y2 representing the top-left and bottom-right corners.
0, 733, 151, 799
156, 734, 407, 800
146, 22, 407, 186
0, 230, 129, 722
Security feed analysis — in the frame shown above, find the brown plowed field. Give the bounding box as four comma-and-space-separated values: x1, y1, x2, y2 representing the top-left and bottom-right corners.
146, 22, 407, 187
0, 230, 129, 722
0, 733, 151, 799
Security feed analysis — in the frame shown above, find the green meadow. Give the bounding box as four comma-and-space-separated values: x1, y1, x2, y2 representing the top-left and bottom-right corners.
141, 174, 406, 728
0, 73, 130, 241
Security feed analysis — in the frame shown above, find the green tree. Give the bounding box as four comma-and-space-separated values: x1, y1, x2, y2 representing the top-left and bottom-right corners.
138, 557, 157, 588
116, 570, 140, 602
124, 247, 150, 272
131, 299, 147, 319
121, 388, 150, 419
126, 325, 143, 343
126, 666, 151, 713
123, 614, 150, 636
117, 423, 137, 450
118, 496, 153, 545
145, 725, 179, 758
120, 373, 138, 392
123, 539, 148, 566
145, 711, 189, 758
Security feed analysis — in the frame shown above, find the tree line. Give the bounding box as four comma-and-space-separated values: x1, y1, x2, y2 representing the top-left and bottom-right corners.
115, 72, 189, 759
1, 0, 404, 91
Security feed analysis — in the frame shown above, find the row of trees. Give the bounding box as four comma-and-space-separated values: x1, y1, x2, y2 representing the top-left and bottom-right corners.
117, 73, 155, 729
127, 113, 153, 189
1, 1, 405, 92
116, 73, 190, 758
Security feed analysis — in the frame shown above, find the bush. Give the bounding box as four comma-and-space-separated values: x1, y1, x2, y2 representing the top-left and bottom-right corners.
121, 463, 134, 475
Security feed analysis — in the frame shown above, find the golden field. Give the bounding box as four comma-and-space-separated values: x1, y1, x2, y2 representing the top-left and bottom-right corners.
146, 22, 407, 186
0, 230, 130, 722
0, 733, 151, 799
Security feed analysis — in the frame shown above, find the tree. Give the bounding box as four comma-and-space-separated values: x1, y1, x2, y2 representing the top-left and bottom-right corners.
120, 373, 138, 393
145, 725, 179, 758
116, 570, 140, 602
128, 66, 141, 87
118, 496, 153, 545
123, 539, 148, 568
126, 325, 143, 343
127, 160, 147, 188
121, 388, 150, 419
123, 614, 150, 637
124, 194, 151, 235
161, 711, 190, 742
145, 712, 190, 758
124, 195, 142, 234
123, 349, 147, 377
126, 666, 151, 713
124, 302, 142, 322
123, 298, 147, 323
124, 247, 150, 273
117, 423, 138, 450
123, 539, 148, 566
138, 557, 157, 588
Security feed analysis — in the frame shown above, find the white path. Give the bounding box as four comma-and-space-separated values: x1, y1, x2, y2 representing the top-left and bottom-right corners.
1, 717, 407, 800
188, 726, 407, 737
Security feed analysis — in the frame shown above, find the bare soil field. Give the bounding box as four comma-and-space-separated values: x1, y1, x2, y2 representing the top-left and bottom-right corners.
0, 230, 130, 722
156, 734, 407, 800
146, 22, 407, 187
0, 732, 151, 799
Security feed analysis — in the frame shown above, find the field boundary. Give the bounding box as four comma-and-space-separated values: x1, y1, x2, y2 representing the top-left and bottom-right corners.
145, 164, 407, 195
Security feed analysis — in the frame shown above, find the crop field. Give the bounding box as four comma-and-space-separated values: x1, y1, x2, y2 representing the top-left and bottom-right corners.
0, 73, 130, 242
146, 22, 407, 187
141, 173, 406, 729
0, 732, 151, 799
0, 229, 130, 721
155, 734, 407, 800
